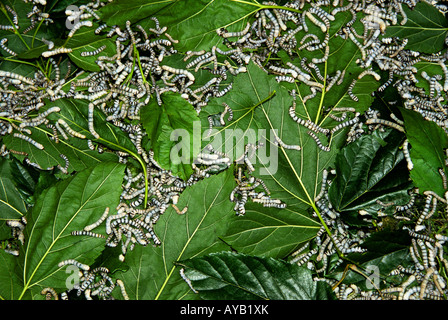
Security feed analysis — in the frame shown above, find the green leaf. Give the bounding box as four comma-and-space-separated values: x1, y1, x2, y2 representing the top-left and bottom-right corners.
201, 61, 351, 253
222, 203, 321, 258
0, 157, 27, 220
114, 168, 236, 300
3, 98, 132, 174
0, 250, 29, 300
98, 0, 176, 26
44, 98, 138, 155
328, 128, 411, 217
17, 162, 125, 299
385, 1, 448, 54
100, 0, 258, 52
401, 108, 448, 197
66, 28, 117, 72
177, 251, 337, 300
141, 91, 200, 180
151, 0, 259, 52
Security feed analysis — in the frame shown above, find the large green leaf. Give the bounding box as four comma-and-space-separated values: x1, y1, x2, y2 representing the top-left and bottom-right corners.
141, 91, 200, 180
100, 0, 258, 52
0, 158, 27, 220
401, 108, 448, 197
201, 60, 369, 254
114, 168, 236, 300
385, 1, 448, 54
98, 0, 176, 26
177, 251, 337, 300
328, 128, 411, 217
3, 98, 131, 173
15, 162, 125, 299
222, 203, 320, 258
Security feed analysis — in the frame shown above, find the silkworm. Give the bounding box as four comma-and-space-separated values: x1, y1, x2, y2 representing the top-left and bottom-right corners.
365, 118, 405, 133
307, 131, 330, 152
326, 70, 341, 92
439, 168, 447, 189
180, 268, 198, 293
402, 139, 413, 171
58, 259, 90, 271
161, 65, 195, 87
274, 134, 301, 151
42, 47, 73, 58
85, 207, 110, 231
80, 45, 106, 57
13, 133, 44, 150
312, 45, 330, 64
415, 194, 434, 231
289, 104, 329, 134
358, 69, 381, 81
71, 230, 106, 238
88, 103, 100, 139
68, 20, 93, 38
20, 107, 60, 128
57, 119, 86, 139
0, 38, 17, 56
172, 204, 188, 215
305, 11, 327, 33
330, 116, 359, 134
347, 79, 359, 102
116, 279, 129, 300
219, 103, 233, 126
220, 22, 251, 38
41, 288, 58, 300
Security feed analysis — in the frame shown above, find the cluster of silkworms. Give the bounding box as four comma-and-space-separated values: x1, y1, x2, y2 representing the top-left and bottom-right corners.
208, 0, 431, 153
290, 169, 368, 273
1, 0, 448, 301
56, 259, 129, 300
289, 167, 448, 300
2, 217, 27, 256
230, 166, 285, 215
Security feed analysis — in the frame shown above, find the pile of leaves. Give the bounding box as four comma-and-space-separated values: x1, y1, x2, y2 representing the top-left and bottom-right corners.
1, 0, 448, 300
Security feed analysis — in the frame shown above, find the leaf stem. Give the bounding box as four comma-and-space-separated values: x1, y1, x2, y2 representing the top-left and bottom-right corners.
315, 60, 327, 124
229, 0, 302, 14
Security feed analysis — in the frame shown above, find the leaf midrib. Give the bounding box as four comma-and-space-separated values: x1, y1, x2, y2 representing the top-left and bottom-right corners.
20, 163, 118, 297
154, 175, 228, 299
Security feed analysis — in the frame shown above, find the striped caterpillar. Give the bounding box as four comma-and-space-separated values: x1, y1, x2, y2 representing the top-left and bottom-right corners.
307, 131, 330, 152
289, 105, 329, 134
274, 135, 301, 151
0, 38, 17, 56
57, 119, 87, 139
80, 45, 106, 57
365, 118, 405, 133
71, 230, 106, 238
42, 47, 73, 58
13, 133, 44, 150
220, 103, 234, 126
67, 20, 93, 38
84, 207, 110, 232
402, 139, 413, 171
20, 107, 60, 128
58, 259, 90, 271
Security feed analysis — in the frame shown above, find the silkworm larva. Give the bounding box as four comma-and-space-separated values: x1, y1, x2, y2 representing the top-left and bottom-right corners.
365, 118, 405, 133
13, 133, 44, 150
84, 207, 110, 231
